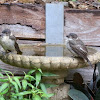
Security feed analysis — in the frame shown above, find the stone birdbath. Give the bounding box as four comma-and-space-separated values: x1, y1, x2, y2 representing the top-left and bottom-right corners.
0, 44, 100, 100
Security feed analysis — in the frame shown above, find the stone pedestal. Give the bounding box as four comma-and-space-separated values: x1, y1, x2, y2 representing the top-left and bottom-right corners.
47, 83, 71, 100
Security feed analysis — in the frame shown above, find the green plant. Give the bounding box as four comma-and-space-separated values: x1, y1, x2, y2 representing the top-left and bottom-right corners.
0, 68, 58, 100
67, 64, 100, 100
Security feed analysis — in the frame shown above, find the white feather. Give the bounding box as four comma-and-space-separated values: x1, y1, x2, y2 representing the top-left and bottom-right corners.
0, 35, 15, 52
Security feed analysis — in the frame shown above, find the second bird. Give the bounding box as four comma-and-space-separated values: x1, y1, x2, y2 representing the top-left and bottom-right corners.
0, 29, 22, 54
66, 33, 92, 68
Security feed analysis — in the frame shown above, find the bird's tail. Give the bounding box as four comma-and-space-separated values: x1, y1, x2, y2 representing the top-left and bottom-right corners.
15, 42, 22, 55
86, 57, 93, 68
17, 50, 22, 55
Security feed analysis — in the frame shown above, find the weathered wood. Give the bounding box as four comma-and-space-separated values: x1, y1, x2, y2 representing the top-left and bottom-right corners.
64, 9, 100, 46
0, 24, 45, 39
0, 4, 45, 30
65, 67, 97, 83
0, 4, 45, 39
0, 4, 100, 46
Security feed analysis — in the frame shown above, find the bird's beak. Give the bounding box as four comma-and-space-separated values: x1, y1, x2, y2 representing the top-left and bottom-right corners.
66, 35, 69, 38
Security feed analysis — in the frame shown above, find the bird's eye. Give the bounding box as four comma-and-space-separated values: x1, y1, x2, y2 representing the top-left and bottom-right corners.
66, 35, 69, 37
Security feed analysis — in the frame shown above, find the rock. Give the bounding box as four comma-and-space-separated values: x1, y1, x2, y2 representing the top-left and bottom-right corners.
68, 1, 77, 8
47, 83, 70, 100
92, 2, 100, 9
78, 3, 89, 9
18, 0, 35, 3
68, 1, 80, 9
35, 0, 45, 5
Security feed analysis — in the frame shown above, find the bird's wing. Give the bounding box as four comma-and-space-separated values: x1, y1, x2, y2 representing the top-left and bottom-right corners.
76, 39, 88, 53
9, 35, 16, 41
69, 40, 88, 59
69, 39, 93, 67
9, 35, 22, 54
14, 42, 22, 54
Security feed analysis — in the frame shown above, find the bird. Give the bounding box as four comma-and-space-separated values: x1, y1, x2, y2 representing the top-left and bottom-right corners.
0, 29, 22, 55
66, 33, 92, 67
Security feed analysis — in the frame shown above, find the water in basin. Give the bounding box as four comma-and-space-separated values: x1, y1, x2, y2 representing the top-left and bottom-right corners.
20, 45, 96, 57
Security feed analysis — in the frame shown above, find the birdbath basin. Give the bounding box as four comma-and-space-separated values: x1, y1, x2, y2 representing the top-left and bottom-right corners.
0, 44, 100, 85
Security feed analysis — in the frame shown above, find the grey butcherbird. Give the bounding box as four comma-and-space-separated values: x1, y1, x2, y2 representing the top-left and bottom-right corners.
66, 33, 92, 67
0, 29, 22, 54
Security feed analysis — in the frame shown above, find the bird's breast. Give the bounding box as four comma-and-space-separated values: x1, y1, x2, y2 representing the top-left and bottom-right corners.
66, 41, 78, 56
0, 36, 15, 51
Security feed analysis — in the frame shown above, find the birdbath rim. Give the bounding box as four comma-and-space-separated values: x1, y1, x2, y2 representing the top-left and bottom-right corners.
0, 45, 100, 70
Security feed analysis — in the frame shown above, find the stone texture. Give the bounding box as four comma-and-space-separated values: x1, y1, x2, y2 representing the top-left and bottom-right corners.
47, 83, 71, 100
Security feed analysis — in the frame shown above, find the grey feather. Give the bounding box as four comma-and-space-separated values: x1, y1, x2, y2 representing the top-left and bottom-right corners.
66, 33, 92, 67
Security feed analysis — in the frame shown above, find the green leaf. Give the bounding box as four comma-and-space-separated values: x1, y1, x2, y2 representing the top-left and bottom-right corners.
0, 78, 8, 82
36, 90, 44, 94
0, 68, 3, 72
41, 97, 49, 100
46, 93, 54, 98
0, 95, 5, 100
40, 83, 47, 94
22, 80, 27, 90
4, 71, 13, 76
13, 77, 21, 89
12, 91, 32, 96
0, 73, 4, 77
68, 89, 89, 100
11, 81, 19, 93
72, 0, 76, 1
0, 83, 9, 93
27, 70, 36, 75
21, 98, 28, 100
72, 83, 91, 99
18, 95, 24, 100
42, 72, 59, 77
36, 72, 41, 87
34, 95, 41, 100
25, 75, 35, 81
27, 83, 34, 89
10, 96, 18, 100
5, 73, 12, 82
41, 93, 54, 98
38, 69, 42, 74
0, 87, 9, 95
44, 83, 58, 88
